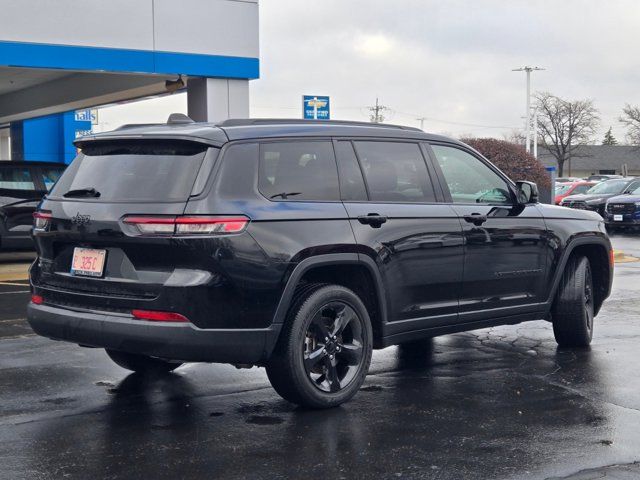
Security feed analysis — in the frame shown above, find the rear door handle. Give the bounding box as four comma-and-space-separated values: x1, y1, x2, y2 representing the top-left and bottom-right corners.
357, 213, 388, 228
463, 213, 488, 226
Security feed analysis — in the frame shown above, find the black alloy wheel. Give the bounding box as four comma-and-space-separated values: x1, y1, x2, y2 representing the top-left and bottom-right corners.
266, 284, 373, 408
303, 301, 365, 393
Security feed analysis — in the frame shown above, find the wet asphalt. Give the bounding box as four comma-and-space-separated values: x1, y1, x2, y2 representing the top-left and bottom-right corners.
1, 236, 640, 479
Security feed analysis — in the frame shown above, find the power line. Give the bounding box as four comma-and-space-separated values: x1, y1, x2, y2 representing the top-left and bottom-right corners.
252, 104, 520, 130
392, 110, 520, 129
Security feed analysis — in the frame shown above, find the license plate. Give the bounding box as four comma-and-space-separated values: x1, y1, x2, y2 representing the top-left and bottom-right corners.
614, 214, 623, 221
71, 248, 106, 277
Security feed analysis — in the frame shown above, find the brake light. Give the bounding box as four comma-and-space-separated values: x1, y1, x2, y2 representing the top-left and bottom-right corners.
31, 294, 44, 305
610, 249, 615, 267
122, 215, 249, 236
132, 309, 190, 322
33, 211, 52, 230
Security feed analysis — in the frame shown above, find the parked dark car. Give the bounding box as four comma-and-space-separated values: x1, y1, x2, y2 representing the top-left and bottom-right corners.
28, 117, 613, 408
560, 177, 640, 216
604, 183, 640, 230
0, 161, 66, 250
586, 174, 624, 182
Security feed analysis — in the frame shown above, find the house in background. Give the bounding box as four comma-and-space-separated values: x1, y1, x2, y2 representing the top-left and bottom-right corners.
538, 145, 640, 178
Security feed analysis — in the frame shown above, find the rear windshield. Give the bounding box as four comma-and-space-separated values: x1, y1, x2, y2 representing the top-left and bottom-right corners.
0, 167, 35, 191
49, 140, 209, 202
40, 166, 66, 191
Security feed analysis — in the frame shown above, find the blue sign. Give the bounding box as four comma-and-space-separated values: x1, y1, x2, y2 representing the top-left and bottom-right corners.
303, 95, 330, 120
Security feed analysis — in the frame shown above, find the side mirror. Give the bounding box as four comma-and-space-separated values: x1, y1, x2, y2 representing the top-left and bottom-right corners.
516, 181, 539, 204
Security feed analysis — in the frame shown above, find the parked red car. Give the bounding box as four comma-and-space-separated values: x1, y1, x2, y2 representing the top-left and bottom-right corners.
555, 181, 597, 205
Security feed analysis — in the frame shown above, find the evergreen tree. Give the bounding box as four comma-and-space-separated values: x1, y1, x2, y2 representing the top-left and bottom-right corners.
602, 127, 618, 145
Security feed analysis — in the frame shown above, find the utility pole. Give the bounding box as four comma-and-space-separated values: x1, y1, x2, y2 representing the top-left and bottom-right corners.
368, 97, 388, 123
416, 117, 426, 131
512, 66, 544, 153
532, 107, 538, 158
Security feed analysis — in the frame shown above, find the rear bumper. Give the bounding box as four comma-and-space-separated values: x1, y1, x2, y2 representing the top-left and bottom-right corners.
604, 218, 640, 226
27, 303, 280, 364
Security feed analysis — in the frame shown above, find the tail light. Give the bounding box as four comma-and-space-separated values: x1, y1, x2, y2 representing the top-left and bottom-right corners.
31, 294, 44, 305
33, 211, 52, 230
122, 215, 249, 236
609, 248, 615, 267
132, 309, 189, 322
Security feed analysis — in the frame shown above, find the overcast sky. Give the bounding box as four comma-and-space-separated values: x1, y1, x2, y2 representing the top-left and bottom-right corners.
97, 0, 640, 143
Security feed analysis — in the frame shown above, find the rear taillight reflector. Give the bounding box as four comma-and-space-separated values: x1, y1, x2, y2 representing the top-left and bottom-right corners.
132, 309, 190, 322
31, 294, 44, 305
122, 215, 249, 235
33, 211, 52, 230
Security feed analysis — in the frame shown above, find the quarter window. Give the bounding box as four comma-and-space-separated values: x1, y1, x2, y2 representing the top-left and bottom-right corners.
258, 141, 339, 201
431, 145, 512, 205
353, 141, 435, 203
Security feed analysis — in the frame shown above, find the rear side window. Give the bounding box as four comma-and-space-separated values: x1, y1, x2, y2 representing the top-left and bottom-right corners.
49, 140, 208, 202
39, 166, 65, 191
0, 167, 35, 191
353, 141, 435, 203
258, 141, 339, 201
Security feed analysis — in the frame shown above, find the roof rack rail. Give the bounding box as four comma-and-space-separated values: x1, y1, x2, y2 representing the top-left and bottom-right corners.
113, 123, 163, 131
218, 118, 423, 132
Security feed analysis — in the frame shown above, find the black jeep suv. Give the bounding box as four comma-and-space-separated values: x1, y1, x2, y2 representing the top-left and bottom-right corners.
28, 117, 613, 408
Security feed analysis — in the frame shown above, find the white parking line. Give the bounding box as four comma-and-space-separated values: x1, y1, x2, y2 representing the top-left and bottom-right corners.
0, 290, 30, 294
0, 318, 25, 323
0, 282, 29, 287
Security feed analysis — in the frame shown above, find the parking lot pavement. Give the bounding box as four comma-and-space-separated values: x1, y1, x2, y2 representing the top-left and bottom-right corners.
0, 251, 32, 340
1, 237, 640, 480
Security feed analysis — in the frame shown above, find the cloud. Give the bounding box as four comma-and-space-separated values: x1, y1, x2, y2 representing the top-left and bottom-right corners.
353, 33, 394, 58
101, 0, 640, 143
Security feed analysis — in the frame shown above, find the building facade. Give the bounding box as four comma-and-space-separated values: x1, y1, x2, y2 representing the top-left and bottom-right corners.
538, 145, 640, 178
0, 0, 260, 162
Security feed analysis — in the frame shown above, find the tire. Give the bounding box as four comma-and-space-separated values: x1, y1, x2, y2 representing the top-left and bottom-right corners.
552, 255, 594, 348
266, 284, 373, 408
105, 349, 182, 373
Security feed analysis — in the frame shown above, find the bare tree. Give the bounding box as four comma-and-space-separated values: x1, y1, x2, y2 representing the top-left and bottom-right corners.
502, 129, 526, 147
535, 92, 599, 176
620, 104, 640, 145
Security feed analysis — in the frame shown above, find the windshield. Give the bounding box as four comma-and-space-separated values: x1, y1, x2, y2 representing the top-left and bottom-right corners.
555, 184, 572, 195
49, 140, 209, 202
586, 180, 628, 195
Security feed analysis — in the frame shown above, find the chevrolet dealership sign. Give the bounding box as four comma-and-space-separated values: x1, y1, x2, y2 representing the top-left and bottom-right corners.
303, 95, 330, 120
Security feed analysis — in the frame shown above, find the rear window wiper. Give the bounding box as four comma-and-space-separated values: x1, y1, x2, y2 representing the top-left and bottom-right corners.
270, 192, 301, 200
63, 187, 101, 198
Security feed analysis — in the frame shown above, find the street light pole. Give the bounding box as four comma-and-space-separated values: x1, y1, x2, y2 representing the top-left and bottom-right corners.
533, 107, 538, 158
512, 66, 544, 153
